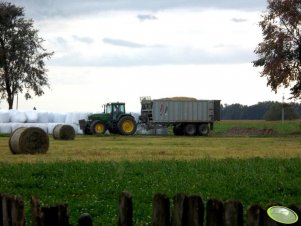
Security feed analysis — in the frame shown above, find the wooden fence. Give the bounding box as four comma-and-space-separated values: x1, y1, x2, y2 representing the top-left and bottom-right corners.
1, 192, 300, 226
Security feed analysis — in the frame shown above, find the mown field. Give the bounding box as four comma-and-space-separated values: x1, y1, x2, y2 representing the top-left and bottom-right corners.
0, 120, 301, 225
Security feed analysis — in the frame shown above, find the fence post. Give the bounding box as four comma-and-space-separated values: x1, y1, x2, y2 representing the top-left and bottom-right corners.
185, 195, 204, 226
152, 193, 170, 226
171, 193, 187, 226
0, 194, 3, 226
31, 196, 42, 226
247, 204, 264, 226
223, 200, 243, 226
41, 204, 69, 226
2, 195, 12, 226
11, 196, 25, 226
206, 198, 224, 226
118, 191, 132, 226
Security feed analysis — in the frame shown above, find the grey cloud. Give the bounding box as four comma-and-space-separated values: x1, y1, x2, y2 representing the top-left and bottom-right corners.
50, 46, 255, 67
52, 37, 69, 49
103, 38, 146, 48
10, 0, 267, 20
137, 14, 158, 21
232, 18, 248, 23
73, 35, 94, 44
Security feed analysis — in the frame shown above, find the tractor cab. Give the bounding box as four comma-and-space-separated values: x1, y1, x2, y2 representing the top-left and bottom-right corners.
104, 102, 125, 121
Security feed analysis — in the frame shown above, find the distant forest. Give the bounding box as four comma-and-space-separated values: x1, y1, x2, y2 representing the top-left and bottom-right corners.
221, 101, 301, 120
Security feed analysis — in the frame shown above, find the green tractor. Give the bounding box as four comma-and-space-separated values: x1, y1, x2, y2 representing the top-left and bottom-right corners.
79, 102, 137, 135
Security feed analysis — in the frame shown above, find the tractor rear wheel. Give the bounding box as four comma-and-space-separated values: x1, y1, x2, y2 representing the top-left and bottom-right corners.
117, 116, 137, 135
90, 121, 106, 135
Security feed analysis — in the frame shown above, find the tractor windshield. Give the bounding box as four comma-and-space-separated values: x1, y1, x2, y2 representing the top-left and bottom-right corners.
119, 104, 125, 113
105, 104, 112, 114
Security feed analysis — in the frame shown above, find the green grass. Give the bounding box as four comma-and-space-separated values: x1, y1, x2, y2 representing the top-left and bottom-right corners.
213, 120, 301, 135
1, 159, 301, 225
1, 120, 301, 225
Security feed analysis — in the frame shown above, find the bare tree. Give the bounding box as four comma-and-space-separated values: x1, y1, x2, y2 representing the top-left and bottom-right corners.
0, 2, 53, 109
253, 0, 301, 98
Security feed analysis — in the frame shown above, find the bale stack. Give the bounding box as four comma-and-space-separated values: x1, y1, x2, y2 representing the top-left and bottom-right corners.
9, 127, 49, 154
53, 124, 75, 140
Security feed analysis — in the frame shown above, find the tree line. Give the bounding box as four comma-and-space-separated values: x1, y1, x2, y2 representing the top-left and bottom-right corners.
221, 101, 301, 120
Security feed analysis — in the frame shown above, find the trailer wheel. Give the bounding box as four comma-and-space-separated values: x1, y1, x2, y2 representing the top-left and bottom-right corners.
118, 116, 137, 135
173, 125, 183, 136
198, 124, 209, 136
184, 124, 196, 136
90, 120, 106, 135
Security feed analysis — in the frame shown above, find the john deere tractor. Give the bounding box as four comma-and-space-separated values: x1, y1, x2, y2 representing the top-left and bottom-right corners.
79, 102, 137, 135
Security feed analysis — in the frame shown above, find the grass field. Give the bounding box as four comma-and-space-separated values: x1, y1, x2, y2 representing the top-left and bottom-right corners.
0, 120, 300, 225
0, 136, 301, 163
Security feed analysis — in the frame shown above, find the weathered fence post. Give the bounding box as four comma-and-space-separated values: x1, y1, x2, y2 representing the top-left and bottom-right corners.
118, 191, 132, 226
41, 204, 69, 226
2, 195, 12, 226
31, 197, 42, 226
31, 196, 69, 226
247, 204, 264, 226
11, 196, 25, 226
185, 195, 204, 226
206, 198, 224, 226
223, 200, 243, 226
152, 193, 170, 226
2, 195, 25, 226
171, 193, 187, 226
0, 194, 2, 226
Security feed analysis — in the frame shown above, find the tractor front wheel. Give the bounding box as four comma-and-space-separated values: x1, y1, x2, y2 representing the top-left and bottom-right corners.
90, 121, 107, 135
117, 116, 137, 135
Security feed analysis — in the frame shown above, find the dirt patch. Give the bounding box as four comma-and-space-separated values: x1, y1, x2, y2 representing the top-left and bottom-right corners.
226, 127, 275, 136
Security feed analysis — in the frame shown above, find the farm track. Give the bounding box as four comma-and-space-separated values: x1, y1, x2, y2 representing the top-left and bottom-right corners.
0, 135, 300, 163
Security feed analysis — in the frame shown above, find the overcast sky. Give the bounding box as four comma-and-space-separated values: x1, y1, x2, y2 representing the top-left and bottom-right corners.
1, 0, 293, 112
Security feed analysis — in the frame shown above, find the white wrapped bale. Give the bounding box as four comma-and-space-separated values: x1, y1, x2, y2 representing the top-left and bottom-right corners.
65, 113, 79, 125
37, 111, 49, 123
0, 110, 10, 123
25, 110, 38, 123
47, 123, 59, 134
53, 112, 67, 123
11, 123, 25, 133
0, 123, 12, 134
25, 123, 48, 133
65, 112, 78, 124
11, 123, 48, 134
10, 110, 27, 123
77, 125, 83, 135
65, 112, 91, 125
78, 112, 90, 122
47, 112, 55, 123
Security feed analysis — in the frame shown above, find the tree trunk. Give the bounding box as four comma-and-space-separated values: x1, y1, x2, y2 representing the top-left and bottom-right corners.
7, 94, 14, 109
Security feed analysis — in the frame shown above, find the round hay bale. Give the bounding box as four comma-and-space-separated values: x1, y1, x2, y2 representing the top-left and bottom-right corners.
9, 127, 49, 154
53, 124, 75, 140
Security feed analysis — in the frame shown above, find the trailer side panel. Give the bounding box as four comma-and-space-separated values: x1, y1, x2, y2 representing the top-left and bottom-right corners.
152, 100, 215, 123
